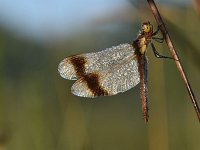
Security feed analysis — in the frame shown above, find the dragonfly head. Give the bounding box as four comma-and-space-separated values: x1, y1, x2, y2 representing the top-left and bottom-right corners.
141, 21, 153, 34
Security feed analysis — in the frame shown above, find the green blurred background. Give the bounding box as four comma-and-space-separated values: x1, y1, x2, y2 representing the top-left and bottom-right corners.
0, 0, 200, 150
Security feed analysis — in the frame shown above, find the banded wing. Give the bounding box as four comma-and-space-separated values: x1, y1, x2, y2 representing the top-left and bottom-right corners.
71, 57, 140, 97
58, 43, 135, 80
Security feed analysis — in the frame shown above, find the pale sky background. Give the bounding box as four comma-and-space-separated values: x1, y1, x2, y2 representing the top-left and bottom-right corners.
0, 0, 191, 41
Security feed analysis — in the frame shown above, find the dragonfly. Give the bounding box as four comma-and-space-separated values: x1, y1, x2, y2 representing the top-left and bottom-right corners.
58, 21, 174, 123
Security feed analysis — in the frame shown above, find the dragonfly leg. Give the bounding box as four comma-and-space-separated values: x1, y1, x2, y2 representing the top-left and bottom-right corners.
150, 43, 178, 60
152, 24, 169, 43
152, 25, 160, 36
152, 37, 164, 43
152, 23, 168, 35
152, 25, 164, 43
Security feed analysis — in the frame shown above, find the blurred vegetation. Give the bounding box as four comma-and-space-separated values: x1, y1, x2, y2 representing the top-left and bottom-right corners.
0, 3, 200, 150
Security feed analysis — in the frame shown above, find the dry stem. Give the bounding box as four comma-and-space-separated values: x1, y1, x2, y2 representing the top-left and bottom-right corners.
147, 0, 200, 122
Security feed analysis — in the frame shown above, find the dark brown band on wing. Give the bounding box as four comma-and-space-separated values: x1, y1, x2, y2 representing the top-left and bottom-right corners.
137, 55, 149, 123
82, 73, 109, 96
69, 56, 86, 78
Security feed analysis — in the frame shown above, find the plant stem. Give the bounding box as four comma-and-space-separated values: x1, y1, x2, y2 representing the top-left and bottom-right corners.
147, 0, 200, 122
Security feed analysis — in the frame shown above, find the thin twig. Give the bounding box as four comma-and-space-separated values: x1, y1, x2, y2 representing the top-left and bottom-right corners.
147, 0, 200, 122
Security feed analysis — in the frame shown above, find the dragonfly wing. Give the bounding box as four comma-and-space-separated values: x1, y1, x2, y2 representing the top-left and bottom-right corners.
71, 57, 140, 98
58, 43, 134, 80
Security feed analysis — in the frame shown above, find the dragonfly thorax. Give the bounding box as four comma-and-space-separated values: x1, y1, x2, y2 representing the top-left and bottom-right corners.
133, 22, 154, 55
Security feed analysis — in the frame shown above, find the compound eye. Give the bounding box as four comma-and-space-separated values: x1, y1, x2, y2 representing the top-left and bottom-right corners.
144, 25, 150, 33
